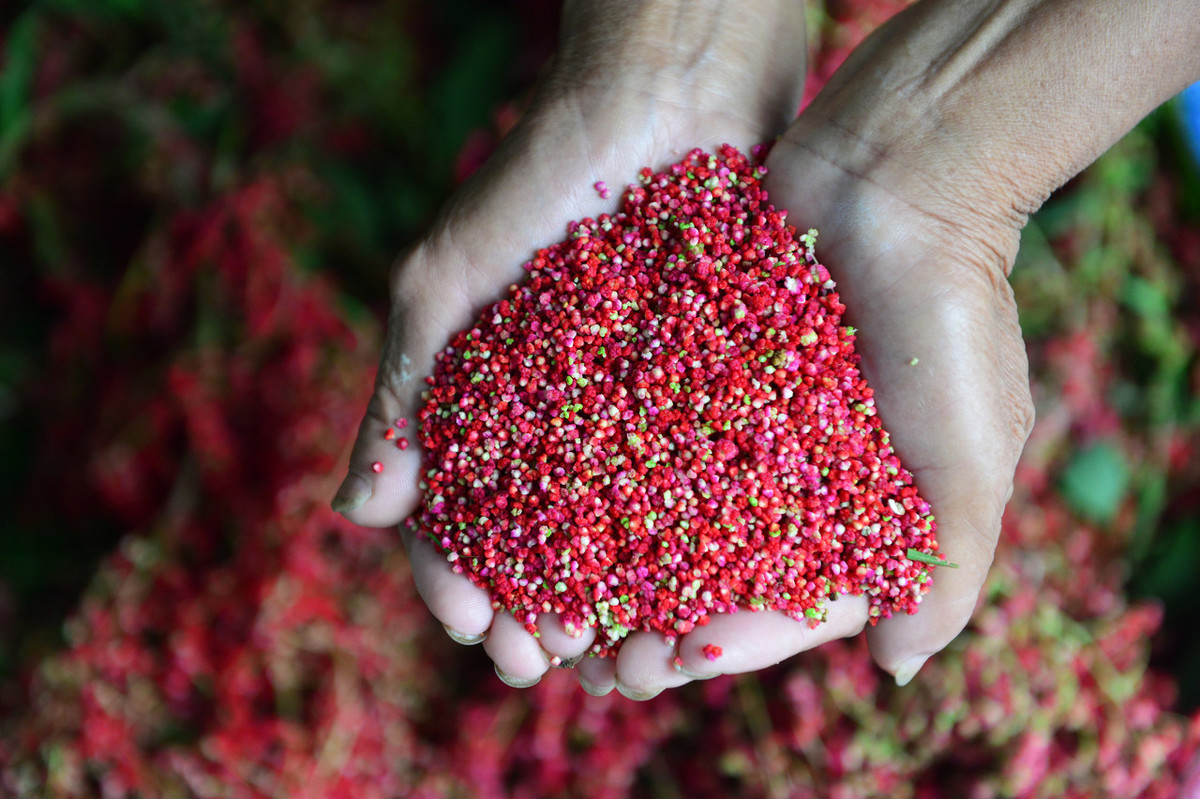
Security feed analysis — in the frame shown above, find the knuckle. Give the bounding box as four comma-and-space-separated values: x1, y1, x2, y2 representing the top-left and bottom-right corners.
389, 246, 432, 302
372, 344, 412, 405
1011, 381, 1036, 444
390, 245, 446, 309
997, 359, 1035, 458
362, 390, 400, 429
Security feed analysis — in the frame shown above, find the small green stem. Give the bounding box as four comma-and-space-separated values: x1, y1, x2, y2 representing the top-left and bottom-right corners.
907, 548, 959, 568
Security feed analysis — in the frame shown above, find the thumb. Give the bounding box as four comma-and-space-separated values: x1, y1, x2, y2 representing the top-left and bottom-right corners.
332, 285, 449, 528
866, 488, 1005, 686
863, 331, 1033, 685
854, 276, 1035, 685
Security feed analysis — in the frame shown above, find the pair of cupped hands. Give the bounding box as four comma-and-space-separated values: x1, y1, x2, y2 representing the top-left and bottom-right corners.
331, 0, 1187, 700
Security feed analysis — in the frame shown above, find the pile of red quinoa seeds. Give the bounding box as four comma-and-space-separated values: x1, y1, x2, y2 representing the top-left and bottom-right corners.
417, 145, 942, 657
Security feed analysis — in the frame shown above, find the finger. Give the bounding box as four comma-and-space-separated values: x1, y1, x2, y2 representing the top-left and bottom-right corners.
613, 632, 692, 701
536, 612, 596, 667
866, 485, 1004, 686
859, 282, 1033, 685
332, 287, 453, 528
330, 399, 419, 528
484, 609, 551, 688
674, 595, 870, 680
577, 654, 616, 697
400, 522, 495, 641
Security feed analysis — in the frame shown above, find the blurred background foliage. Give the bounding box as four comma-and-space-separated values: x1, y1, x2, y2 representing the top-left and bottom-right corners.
1010, 105, 1200, 710
0, 0, 553, 681
2, 0, 1200, 796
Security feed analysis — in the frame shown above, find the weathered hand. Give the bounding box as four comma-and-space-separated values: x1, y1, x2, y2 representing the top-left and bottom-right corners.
332, 0, 809, 695
335, 0, 1198, 700
663, 113, 1036, 690
654, 0, 1200, 693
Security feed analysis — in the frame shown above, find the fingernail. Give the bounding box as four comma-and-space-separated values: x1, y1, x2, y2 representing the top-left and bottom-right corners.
894, 655, 931, 687
331, 473, 372, 515
443, 624, 486, 646
579, 677, 613, 697
615, 682, 663, 702
674, 662, 718, 681
494, 664, 541, 689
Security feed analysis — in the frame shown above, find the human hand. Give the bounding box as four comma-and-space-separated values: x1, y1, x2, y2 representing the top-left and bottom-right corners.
331, 0, 810, 695
335, 0, 1199, 700
647, 0, 1200, 694
659, 98, 1037, 692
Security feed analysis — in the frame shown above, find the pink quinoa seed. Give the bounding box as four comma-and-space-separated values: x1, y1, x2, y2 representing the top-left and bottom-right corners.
594, 180, 610, 200
702, 644, 723, 662
416, 146, 941, 658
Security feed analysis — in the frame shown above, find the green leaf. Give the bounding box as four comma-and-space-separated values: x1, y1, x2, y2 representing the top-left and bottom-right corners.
102, 0, 145, 14
426, 9, 517, 176
1059, 441, 1131, 524
0, 11, 39, 179
1130, 519, 1200, 603
1121, 275, 1171, 322
0, 11, 37, 132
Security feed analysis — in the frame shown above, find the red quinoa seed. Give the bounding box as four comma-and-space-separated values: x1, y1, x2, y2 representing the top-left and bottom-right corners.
702, 644, 724, 662
417, 146, 941, 658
